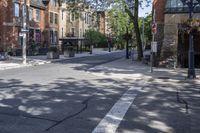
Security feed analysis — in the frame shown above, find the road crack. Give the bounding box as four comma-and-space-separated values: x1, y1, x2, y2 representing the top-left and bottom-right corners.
176, 88, 189, 114
45, 96, 92, 131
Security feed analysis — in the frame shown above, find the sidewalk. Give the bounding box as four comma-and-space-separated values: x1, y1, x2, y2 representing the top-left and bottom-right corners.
88, 58, 200, 133
0, 49, 121, 71
89, 58, 200, 80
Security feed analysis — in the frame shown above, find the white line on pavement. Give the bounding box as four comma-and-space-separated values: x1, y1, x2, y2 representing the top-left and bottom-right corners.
92, 86, 141, 133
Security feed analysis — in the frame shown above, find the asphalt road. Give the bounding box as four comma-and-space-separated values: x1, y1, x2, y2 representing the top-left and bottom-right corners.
0, 51, 138, 133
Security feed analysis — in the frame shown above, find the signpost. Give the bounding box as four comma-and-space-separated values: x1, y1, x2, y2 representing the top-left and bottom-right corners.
151, 9, 156, 73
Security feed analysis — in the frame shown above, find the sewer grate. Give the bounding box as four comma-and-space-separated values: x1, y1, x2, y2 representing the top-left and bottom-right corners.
157, 77, 170, 79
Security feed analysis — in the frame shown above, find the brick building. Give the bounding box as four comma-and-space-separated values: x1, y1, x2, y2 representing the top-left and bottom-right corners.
45, 0, 61, 46
153, 0, 200, 67
0, 0, 61, 55
0, 0, 21, 53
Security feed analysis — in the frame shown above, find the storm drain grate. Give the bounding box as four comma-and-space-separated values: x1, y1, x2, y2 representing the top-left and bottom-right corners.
157, 77, 170, 79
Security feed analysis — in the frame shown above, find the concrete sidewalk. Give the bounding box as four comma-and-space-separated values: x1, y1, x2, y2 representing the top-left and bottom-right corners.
0, 49, 122, 71
88, 58, 200, 133
89, 58, 200, 80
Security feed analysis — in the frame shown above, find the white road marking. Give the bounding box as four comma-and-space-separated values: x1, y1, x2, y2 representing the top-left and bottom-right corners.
92, 87, 141, 133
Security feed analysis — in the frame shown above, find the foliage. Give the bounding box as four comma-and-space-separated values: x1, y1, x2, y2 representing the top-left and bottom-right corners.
66, 46, 74, 51
98, 34, 108, 48
139, 14, 152, 44
179, 19, 200, 34
48, 47, 58, 53
107, 7, 133, 49
84, 29, 107, 48
65, 0, 151, 59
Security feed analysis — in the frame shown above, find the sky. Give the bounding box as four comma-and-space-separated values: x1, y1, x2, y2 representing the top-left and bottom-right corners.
139, 1, 152, 17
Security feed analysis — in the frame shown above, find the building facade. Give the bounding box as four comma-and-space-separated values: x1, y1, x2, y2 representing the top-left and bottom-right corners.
0, 0, 109, 55
0, 0, 61, 55
0, 0, 21, 53
45, 0, 61, 46
153, 0, 200, 67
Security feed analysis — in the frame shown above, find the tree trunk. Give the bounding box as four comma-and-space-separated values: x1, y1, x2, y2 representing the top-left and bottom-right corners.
125, 0, 143, 60
133, 0, 143, 60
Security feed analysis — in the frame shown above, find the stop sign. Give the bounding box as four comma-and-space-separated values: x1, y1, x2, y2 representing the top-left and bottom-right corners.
152, 23, 157, 34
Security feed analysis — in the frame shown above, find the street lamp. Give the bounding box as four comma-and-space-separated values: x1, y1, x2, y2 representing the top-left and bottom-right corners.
21, 0, 50, 64
180, 0, 200, 78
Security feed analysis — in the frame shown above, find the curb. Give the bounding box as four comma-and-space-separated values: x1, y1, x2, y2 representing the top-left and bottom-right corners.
0, 51, 123, 71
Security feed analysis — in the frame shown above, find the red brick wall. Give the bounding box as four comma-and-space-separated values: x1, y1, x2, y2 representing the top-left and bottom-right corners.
45, 1, 60, 46
0, 0, 20, 51
153, 0, 166, 23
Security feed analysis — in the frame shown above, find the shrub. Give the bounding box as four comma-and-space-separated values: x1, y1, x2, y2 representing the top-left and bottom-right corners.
48, 47, 58, 53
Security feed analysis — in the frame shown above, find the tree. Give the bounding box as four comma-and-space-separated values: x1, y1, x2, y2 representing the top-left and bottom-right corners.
107, 6, 133, 49
139, 14, 152, 46
124, 0, 151, 60
85, 29, 107, 48
64, 0, 151, 60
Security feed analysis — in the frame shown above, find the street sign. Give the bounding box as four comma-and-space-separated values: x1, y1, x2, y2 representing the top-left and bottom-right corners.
3, 22, 15, 26
19, 32, 25, 37
151, 41, 157, 53
21, 29, 29, 32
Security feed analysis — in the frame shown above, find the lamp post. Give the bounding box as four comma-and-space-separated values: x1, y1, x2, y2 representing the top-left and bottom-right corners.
126, 26, 129, 59
108, 35, 111, 52
181, 0, 200, 78
22, 0, 27, 64
21, 0, 50, 64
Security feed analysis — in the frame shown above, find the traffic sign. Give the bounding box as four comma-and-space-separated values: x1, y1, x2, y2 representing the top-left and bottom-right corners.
152, 23, 157, 34
19, 32, 25, 37
151, 41, 157, 53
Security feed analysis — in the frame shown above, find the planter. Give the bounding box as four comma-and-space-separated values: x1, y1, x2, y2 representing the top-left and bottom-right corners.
47, 51, 59, 59
64, 50, 75, 57
69, 50, 75, 57
64, 46, 75, 57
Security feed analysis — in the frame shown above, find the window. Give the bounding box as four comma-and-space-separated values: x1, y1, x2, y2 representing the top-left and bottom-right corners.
55, 14, 58, 24
62, 10, 64, 20
62, 28, 63, 38
52, 0, 56, 7
29, 29, 34, 40
37, 0, 40, 5
54, 31, 58, 43
35, 30, 41, 43
70, 12, 75, 21
80, 29, 82, 37
50, 12, 54, 23
50, 31, 58, 44
14, 3, 20, 17
50, 30, 54, 44
29, 8, 33, 21
85, 13, 87, 24
165, 0, 200, 13
36, 9, 40, 22
71, 28, 75, 36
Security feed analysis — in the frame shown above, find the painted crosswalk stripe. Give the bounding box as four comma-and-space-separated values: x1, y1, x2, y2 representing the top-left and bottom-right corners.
92, 87, 141, 133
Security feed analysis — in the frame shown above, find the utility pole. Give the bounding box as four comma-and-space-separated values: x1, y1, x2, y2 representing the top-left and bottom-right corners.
151, 9, 156, 73
22, 0, 27, 64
